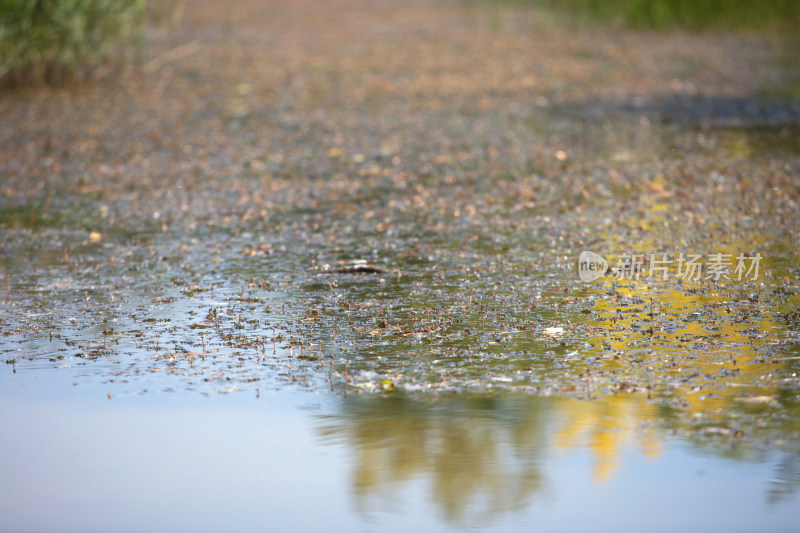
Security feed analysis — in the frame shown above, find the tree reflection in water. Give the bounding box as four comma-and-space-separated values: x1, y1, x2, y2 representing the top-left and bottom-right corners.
317, 393, 665, 526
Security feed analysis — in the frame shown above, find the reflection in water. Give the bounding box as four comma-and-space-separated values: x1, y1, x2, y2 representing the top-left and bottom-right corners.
319, 391, 800, 527
768, 452, 800, 505
318, 393, 667, 526
319, 395, 548, 526
552, 395, 661, 483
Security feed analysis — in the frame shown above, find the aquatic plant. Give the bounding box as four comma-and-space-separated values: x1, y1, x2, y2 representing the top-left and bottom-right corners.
0, 0, 145, 85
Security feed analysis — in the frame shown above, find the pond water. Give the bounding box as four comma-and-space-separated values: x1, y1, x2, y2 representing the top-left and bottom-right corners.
2, 1, 800, 531
1, 371, 799, 532
2, 194, 799, 531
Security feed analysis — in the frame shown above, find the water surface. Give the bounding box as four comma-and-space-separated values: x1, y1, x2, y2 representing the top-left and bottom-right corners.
2, 1, 800, 531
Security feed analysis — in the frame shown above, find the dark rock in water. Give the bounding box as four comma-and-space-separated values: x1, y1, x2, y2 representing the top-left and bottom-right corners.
319, 265, 392, 275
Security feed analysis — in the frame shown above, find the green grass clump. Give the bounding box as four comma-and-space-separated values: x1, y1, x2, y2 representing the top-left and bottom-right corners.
563, 0, 800, 31
470, 0, 800, 32
0, 0, 145, 86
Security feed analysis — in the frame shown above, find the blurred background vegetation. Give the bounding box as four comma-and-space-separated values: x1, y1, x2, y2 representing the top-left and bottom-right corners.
1, 0, 798, 88
0, 0, 145, 86
470, 0, 800, 31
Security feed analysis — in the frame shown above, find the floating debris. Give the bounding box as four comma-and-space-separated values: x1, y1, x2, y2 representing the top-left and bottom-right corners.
318, 264, 392, 275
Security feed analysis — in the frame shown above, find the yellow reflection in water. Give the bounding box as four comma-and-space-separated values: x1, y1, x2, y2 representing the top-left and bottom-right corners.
591, 279, 784, 421
554, 395, 661, 483
318, 392, 669, 525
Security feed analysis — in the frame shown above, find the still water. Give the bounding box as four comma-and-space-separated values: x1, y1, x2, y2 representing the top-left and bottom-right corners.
1, 357, 798, 532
